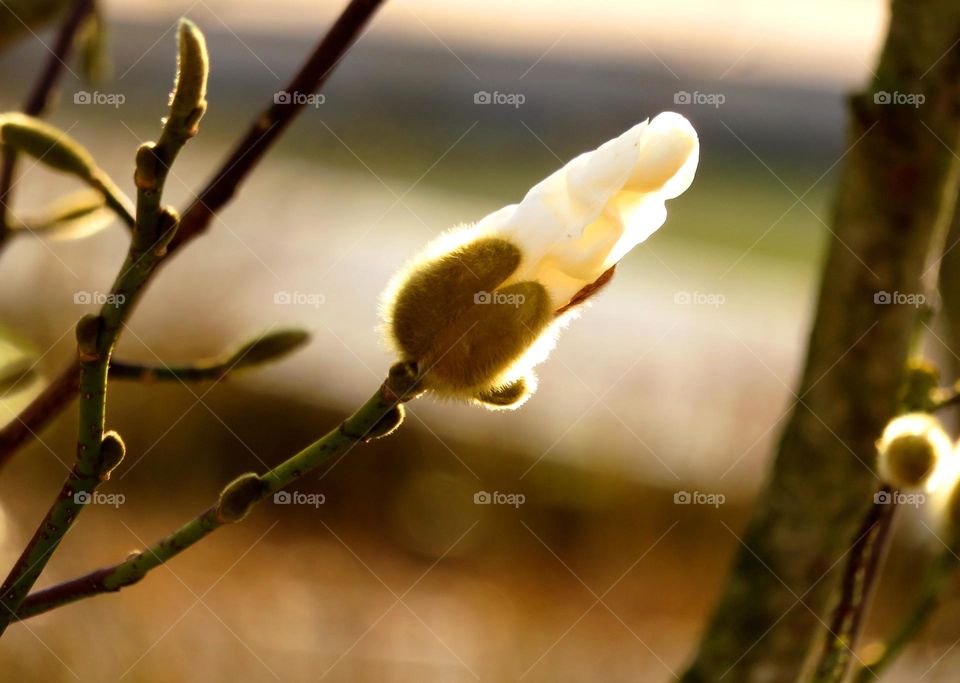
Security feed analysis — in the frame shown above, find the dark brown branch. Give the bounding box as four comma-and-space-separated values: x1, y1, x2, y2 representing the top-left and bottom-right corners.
167, 0, 384, 255
0, 0, 385, 470
809, 486, 898, 682
683, 2, 960, 679
0, 0, 95, 253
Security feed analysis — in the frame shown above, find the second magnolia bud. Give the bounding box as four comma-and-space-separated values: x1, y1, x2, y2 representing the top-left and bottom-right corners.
877, 413, 951, 490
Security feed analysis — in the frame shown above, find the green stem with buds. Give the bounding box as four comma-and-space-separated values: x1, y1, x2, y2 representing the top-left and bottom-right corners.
0, 0, 386, 468
0, 19, 208, 634
13, 367, 416, 621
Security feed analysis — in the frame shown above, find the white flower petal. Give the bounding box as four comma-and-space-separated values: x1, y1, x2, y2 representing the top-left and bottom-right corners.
477, 112, 699, 306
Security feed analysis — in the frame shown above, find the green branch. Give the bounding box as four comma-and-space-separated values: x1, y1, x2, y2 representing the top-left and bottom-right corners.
0, 0, 387, 467
13, 364, 417, 621
0, 18, 208, 635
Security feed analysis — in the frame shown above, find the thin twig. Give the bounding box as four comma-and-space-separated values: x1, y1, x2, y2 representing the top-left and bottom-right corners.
0, 20, 207, 634
0, 0, 385, 470
168, 0, 384, 254
0, 0, 95, 255
809, 486, 898, 683
13, 374, 413, 621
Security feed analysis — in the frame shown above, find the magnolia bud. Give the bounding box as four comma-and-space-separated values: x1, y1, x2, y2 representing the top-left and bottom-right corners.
877, 413, 951, 490
381, 114, 698, 408
386, 236, 553, 399
216, 473, 263, 523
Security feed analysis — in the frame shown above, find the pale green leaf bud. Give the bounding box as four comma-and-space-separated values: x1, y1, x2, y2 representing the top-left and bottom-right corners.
166, 19, 209, 139
0, 113, 96, 180
228, 329, 310, 369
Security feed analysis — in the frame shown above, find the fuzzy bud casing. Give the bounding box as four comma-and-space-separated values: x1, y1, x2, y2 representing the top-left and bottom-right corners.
387, 236, 553, 397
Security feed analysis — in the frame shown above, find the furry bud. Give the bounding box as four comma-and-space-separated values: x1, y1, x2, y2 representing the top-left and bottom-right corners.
387, 236, 553, 397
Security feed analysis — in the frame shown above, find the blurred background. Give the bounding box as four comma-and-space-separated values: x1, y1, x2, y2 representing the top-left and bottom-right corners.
0, 0, 955, 681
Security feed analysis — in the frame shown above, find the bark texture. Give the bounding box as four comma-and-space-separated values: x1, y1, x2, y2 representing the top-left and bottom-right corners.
683, 2, 960, 681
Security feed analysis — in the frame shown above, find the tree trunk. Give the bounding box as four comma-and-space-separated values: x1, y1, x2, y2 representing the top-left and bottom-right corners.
682, 2, 960, 681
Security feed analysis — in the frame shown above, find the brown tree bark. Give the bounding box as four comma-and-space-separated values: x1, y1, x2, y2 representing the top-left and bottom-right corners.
682, 1, 960, 681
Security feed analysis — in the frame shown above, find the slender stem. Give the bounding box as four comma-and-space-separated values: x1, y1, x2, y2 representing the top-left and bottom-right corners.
0, 0, 386, 469
0, 21, 206, 633
109, 360, 228, 382
0, 0, 95, 255
0, 215, 168, 635
13, 378, 412, 621
809, 487, 898, 683
851, 548, 960, 682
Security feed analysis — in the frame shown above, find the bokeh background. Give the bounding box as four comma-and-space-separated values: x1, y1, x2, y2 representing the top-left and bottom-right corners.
0, 1, 955, 681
